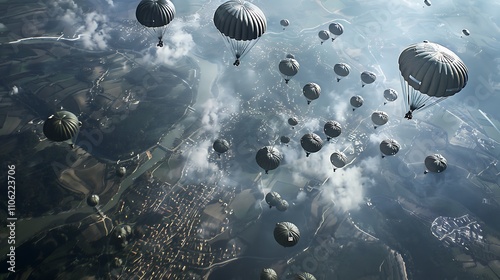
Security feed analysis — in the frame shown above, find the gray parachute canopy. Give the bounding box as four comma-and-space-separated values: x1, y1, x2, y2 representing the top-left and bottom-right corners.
334, 63, 351, 81
380, 139, 401, 157
286, 53, 295, 59
330, 151, 347, 170
265, 191, 282, 208
280, 136, 290, 144
280, 19, 290, 27
256, 146, 283, 173
361, 71, 376, 87
213, 0, 267, 64
383, 88, 398, 102
300, 133, 323, 156
295, 272, 317, 280
136, 0, 175, 45
303, 82, 321, 104
213, 139, 230, 154
43, 111, 81, 142
399, 41, 468, 117
86, 194, 100, 207
462, 29, 470, 36
371, 111, 389, 127
425, 154, 447, 173
288, 117, 299, 126
276, 199, 289, 212
318, 30, 330, 41
424, 0, 431, 6
260, 268, 278, 280
328, 22, 344, 40
279, 58, 300, 83
350, 95, 364, 109
274, 222, 300, 247
324, 121, 342, 140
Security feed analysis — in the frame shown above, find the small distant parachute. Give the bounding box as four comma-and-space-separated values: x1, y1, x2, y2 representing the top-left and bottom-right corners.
318, 30, 330, 44
280, 136, 290, 144
136, 0, 176, 47
371, 111, 389, 129
87, 194, 100, 207
265, 191, 282, 208
295, 272, 317, 280
300, 133, 323, 157
328, 22, 344, 41
213, 139, 230, 157
213, 0, 267, 66
279, 58, 300, 84
286, 53, 295, 59
288, 117, 299, 129
380, 139, 401, 158
334, 63, 351, 82
330, 151, 347, 172
256, 146, 283, 174
280, 19, 290, 30
260, 268, 278, 280
116, 166, 127, 177
424, 0, 431, 6
43, 111, 82, 147
424, 154, 447, 174
276, 199, 289, 212
399, 41, 468, 119
361, 71, 376, 87
350, 95, 364, 111
303, 82, 321, 104
274, 222, 300, 247
323, 121, 341, 141
383, 88, 398, 105
462, 29, 470, 36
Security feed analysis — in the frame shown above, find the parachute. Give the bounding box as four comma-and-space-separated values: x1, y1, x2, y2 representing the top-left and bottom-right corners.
274, 222, 300, 247
213, 139, 230, 157
276, 199, 289, 212
371, 111, 389, 129
330, 151, 347, 172
334, 63, 351, 82
280, 136, 290, 144
213, 0, 267, 66
260, 268, 278, 280
350, 95, 364, 111
86, 194, 100, 207
136, 0, 176, 47
265, 191, 282, 208
300, 133, 323, 157
256, 146, 283, 174
279, 58, 300, 84
328, 22, 344, 41
424, 154, 447, 174
380, 139, 401, 158
295, 272, 317, 280
383, 88, 398, 105
399, 41, 468, 119
286, 53, 295, 59
323, 121, 341, 141
43, 111, 82, 147
303, 82, 321, 104
318, 30, 330, 44
424, 0, 431, 6
280, 19, 290, 30
288, 117, 299, 128
462, 29, 470, 36
361, 71, 376, 87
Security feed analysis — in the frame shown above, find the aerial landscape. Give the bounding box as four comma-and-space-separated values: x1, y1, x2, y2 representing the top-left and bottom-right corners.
1, 0, 500, 279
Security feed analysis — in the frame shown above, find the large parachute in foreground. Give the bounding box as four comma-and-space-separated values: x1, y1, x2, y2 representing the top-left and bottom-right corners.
43, 111, 82, 147
399, 41, 468, 119
213, 0, 267, 66
136, 0, 176, 47
274, 222, 300, 247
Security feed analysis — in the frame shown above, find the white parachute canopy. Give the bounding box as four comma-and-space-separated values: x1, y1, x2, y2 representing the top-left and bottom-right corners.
213, 0, 267, 66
